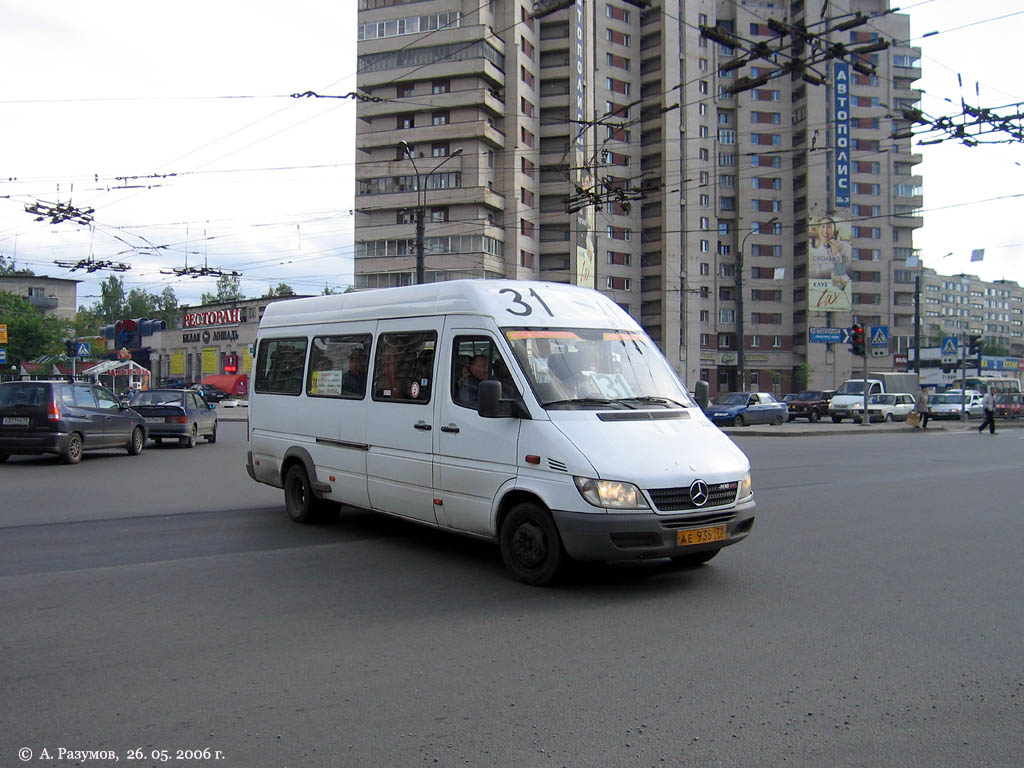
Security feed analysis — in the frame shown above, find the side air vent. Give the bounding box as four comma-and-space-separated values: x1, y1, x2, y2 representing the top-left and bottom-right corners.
547, 458, 568, 472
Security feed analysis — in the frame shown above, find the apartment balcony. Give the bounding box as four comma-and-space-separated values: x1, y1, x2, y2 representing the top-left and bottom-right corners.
358, 86, 505, 121
358, 117, 506, 152
27, 295, 58, 310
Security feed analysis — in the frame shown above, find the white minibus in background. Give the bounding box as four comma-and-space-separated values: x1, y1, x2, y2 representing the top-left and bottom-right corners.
246, 280, 755, 585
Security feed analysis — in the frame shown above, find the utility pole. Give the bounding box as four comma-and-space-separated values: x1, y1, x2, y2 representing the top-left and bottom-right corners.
913, 274, 921, 375
400, 142, 463, 285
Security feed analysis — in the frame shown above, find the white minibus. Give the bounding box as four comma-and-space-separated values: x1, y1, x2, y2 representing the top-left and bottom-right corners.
246, 280, 755, 584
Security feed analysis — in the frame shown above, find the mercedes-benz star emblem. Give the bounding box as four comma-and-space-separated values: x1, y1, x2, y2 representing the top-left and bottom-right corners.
689, 479, 710, 507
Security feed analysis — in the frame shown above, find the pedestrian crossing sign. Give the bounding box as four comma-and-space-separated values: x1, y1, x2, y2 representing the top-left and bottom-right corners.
941, 337, 958, 355
870, 325, 889, 346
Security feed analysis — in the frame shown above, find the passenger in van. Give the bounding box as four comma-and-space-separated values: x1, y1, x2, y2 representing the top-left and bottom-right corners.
375, 349, 403, 399
458, 355, 490, 405
342, 349, 367, 396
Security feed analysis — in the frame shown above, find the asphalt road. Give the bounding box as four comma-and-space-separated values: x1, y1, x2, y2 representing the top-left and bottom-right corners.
2, 421, 1021, 767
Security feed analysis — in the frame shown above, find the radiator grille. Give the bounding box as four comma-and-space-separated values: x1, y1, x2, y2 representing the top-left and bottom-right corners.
648, 481, 738, 512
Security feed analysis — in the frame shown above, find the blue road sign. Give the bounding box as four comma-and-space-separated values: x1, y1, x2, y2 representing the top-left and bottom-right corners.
75, 342, 91, 356
870, 326, 889, 346
0, 348, 6, 364
941, 336, 958, 356
808, 327, 850, 344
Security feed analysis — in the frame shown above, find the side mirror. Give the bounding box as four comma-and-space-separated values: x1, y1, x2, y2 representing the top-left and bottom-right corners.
478, 380, 502, 418
209, 403, 217, 410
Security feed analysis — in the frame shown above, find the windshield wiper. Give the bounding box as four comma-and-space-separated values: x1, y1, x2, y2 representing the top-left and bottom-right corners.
612, 396, 690, 408
543, 397, 622, 409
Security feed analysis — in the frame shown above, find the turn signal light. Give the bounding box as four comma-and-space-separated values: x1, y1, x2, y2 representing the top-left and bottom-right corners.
47, 400, 61, 422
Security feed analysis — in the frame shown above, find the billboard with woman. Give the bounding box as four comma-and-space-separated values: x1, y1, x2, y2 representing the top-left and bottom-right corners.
808, 215, 852, 313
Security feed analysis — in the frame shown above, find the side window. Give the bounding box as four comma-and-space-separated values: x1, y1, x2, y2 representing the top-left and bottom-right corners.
57, 384, 76, 407
254, 337, 308, 395
190, 393, 205, 410
307, 334, 372, 399
94, 387, 119, 410
451, 335, 521, 409
372, 331, 436, 404
73, 384, 98, 408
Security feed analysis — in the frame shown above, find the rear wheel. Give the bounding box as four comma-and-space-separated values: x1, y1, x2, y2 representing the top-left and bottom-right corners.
670, 548, 721, 568
180, 425, 197, 448
63, 433, 84, 464
499, 502, 566, 586
127, 427, 145, 455
206, 423, 217, 443
284, 464, 327, 523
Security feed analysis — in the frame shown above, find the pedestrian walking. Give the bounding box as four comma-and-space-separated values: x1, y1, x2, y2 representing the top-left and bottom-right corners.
978, 388, 997, 435
914, 387, 930, 429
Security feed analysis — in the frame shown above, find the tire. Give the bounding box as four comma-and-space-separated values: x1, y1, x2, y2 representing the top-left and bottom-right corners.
127, 427, 145, 455
772, 414, 784, 426
206, 422, 217, 444
63, 433, 84, 464
670, 548, 721, 568
499, 502, 566, 586
832, 416, 842, 423
884, 413, 894, 423
809, 409, 821, 423
180, 425, 197, 448
283, 464, 326, 524
733, 414, 745, 427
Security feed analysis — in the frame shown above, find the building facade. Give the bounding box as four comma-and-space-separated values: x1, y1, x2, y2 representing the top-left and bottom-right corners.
353, 0, 923, 394
0, 274, 81, 322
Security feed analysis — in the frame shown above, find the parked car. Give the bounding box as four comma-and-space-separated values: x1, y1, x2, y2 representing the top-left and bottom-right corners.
705, 391, 787, 427
785, 390, 834, 422
189, 383, 229, 404
927, 391, 985, 420
130, 389, 218, 447
995, 392, 1023, 419
0, 380, 147, 464
160, 377, 192, 389
851, 392, 916, 423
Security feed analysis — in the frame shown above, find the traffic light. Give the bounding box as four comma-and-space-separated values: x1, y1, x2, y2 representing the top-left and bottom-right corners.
849, 324, 865, 357
224, 352, 238, 374
967, 334, 983, 357
64, 339, 77, 357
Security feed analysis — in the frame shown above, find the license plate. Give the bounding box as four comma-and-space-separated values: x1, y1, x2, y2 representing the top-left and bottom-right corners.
3, 416, 29, 426
145, 417, 164, 424
676, 525, 727, 547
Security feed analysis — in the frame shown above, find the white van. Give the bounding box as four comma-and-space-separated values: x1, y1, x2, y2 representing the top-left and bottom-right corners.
246, 280, 755, 584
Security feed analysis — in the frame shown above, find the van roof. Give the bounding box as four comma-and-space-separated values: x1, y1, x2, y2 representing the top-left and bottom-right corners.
258, 279, 641, 331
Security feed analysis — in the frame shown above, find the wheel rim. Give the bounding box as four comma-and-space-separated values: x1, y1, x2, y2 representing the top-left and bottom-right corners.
287, 475, 307, 512
132, 429, 143, 452
69, 436, 82, 461
511, 521, 547, 569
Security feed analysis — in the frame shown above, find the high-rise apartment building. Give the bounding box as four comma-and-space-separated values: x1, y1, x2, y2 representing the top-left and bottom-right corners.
354, 0, 923, 393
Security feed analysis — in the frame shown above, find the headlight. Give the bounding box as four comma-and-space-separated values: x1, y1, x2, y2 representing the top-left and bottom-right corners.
738, 472, 753, 501
574, 477, 649, 509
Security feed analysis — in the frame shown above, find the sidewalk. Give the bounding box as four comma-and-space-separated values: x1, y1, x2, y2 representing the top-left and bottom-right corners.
720, 417, 1023, 437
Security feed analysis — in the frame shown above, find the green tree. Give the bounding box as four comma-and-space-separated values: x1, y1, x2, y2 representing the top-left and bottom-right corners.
200, 274, 244, 305
98, 275, 127, 324
0, 254, 34, 276
793, 363, 812, 392
152, 286, 179, 326
0, 290, 72, 367
74, 305, 104, 337
263, 283, 295, 298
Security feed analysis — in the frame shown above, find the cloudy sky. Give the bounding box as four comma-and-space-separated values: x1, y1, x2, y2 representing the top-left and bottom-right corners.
1, 1, 1021, 309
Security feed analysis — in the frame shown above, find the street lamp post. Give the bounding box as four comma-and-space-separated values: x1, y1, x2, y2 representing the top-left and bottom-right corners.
737, 216, 776, 391
400, 141, 463, 285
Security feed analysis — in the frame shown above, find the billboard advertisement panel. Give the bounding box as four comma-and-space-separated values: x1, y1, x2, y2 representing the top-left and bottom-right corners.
833, 62, 851, 207
808, 215, 852, 313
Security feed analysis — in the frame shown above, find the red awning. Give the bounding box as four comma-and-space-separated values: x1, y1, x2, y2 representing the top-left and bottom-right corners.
201, 374, 249, 396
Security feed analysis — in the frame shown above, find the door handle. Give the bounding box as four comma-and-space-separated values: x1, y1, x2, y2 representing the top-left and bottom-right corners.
440, 424, 460, 434
414, 421, 432, 431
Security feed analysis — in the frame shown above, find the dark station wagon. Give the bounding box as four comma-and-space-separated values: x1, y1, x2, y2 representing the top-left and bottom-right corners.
785, 390, 834, 422
0, 380, 148, 464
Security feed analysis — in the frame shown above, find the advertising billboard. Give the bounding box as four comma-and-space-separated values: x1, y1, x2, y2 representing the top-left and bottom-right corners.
833, 62, 851, 208
808, 215, 852, 313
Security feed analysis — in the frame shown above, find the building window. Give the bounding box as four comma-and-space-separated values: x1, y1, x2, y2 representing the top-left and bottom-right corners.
431, 111, 449, 126
521, 66, 535, 88
431, 142, 449, 157
607, 276, 631, 290
521, 187, 534, 207
520, 218, 534, 238
608, 250, 630, 266
521, 97, 534, 117
397, 84, 414, 98
521, 127, 534, 147
431, 80, 450, 94
520, 250, 534, 268
430, 207, 448, 223
397, 114, 415, 129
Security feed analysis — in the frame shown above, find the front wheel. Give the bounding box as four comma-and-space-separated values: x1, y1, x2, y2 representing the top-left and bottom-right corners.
809, 409, 821, 423
670, 548, 721, 568
500, 503, 566, 586
127, 427, 145, 455
63, 432, 84, 464
772, 414, 784, 426
885, 413, 894, 423
733, 414, 745, 427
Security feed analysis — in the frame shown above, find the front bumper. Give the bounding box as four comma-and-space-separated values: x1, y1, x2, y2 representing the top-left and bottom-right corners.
550, 498, 756, 562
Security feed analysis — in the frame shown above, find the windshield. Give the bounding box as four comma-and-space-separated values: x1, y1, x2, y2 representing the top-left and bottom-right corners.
836, 381, 866, 394
712, 393, 749, 406
133, 391, 184, 407
503, 328, 697, 409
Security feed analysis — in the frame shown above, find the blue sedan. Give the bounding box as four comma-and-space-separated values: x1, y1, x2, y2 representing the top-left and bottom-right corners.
705, 391, 787, 427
